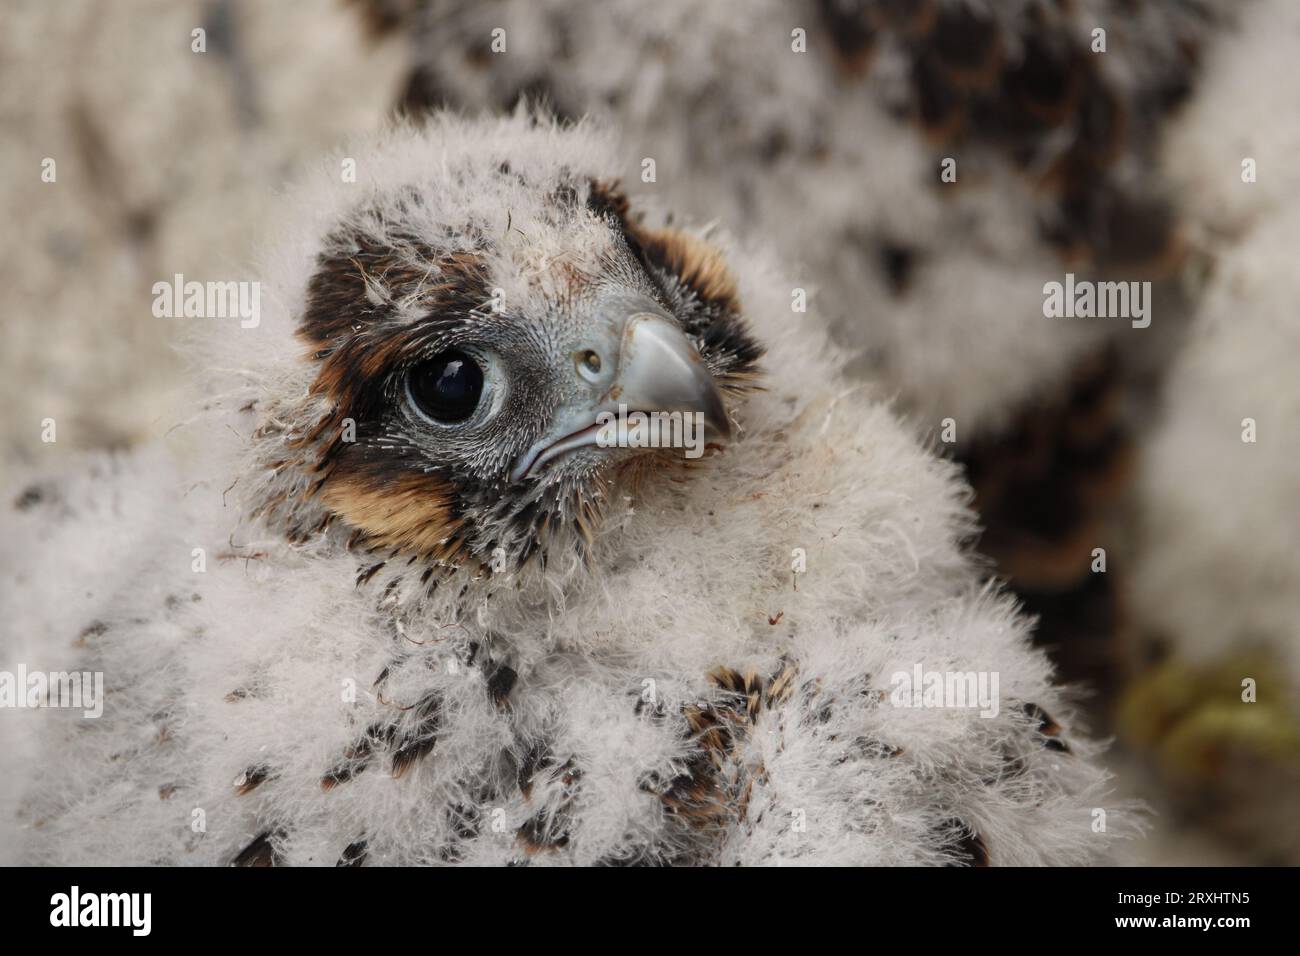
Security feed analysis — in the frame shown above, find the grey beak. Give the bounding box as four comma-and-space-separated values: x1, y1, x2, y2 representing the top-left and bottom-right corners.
615, 313, 733, 444
510, 302, 732, 482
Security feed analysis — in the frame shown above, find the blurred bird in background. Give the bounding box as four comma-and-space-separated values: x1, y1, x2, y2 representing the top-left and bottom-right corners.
1119, 0, 1300, 863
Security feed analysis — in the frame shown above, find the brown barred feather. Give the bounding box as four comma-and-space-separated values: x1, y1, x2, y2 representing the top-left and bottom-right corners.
390, 691, 443, 778
1022, 702, 1071, 753
515, 756, 581, 855
336, 839, 368, 867
320, 724, 390, 790
652, 660, 809, 830
484, 660, 518, 708
230, 830, 283, 867
233, 765, 271, 796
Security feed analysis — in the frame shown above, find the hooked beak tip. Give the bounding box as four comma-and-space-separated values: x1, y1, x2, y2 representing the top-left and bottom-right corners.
511, 306, 735, 482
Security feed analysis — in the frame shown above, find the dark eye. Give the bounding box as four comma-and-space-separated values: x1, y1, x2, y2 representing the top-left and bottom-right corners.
407, 350, 484, 423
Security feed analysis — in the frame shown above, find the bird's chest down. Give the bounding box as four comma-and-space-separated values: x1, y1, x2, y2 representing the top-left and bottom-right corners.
225, 630, 785, 867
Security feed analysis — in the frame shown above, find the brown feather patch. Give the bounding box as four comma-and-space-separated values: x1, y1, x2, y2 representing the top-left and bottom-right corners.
631, 225, 741, 314
587, 179, 744, 323
319, 469, 463, 562
231, 830, 283, 867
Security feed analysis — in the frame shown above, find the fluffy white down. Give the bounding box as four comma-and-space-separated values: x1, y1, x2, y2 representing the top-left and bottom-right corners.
2, 115, 1130, 866
1133, 0, 1300, 683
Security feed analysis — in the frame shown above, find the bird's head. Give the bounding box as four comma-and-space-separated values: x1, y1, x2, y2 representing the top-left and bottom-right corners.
250, 128, 763, 578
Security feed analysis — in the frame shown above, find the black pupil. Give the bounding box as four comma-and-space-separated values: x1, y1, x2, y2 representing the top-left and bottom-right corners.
410, 350, 483, 423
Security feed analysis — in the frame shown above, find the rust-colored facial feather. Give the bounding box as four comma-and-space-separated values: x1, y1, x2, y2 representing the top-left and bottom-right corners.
586, 179, 741, 316
320, 470, 463, 562
587, 180, 762, 393
627, 226, 739, 320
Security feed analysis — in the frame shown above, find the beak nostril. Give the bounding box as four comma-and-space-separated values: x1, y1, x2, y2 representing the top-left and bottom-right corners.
575, 349, 603, 383
515, 307, 731, 482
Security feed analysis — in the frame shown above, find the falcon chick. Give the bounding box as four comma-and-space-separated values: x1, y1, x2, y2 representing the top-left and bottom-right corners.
4, 114, 1128, 866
